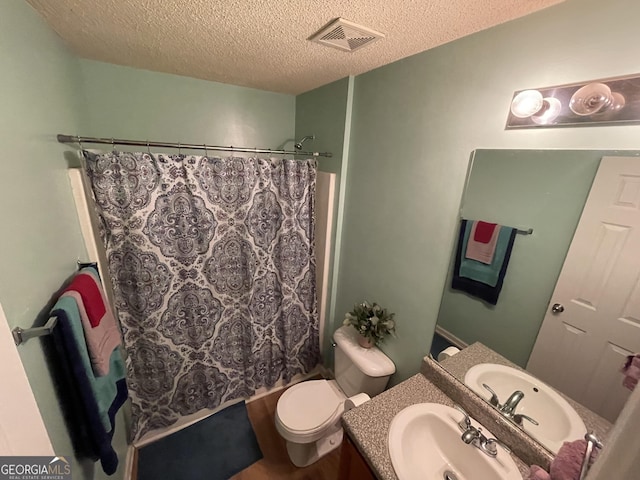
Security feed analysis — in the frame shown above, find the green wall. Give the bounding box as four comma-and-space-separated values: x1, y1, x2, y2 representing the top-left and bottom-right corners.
9, 0, 640, 470
0, 1, 94, 478
333, 0, 640, 385
295, 77, 351, 176
437, 150, 611, 366
77, 60, 295, 151
295, 77, 353, 365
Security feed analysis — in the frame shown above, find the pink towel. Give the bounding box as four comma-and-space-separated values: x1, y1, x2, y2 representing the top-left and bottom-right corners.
528, 439, 596, 480
466, 221, 501, 264
62, 270, 121, 376
550, 440, 590, 480
528, 465, 551, 480
620, 354, 640, 390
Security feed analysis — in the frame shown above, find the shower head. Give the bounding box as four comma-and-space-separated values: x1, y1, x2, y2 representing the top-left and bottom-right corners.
294, 135, 315, 150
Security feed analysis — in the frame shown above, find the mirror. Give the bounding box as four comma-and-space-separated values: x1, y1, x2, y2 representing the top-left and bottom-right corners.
434, 149, 640, 452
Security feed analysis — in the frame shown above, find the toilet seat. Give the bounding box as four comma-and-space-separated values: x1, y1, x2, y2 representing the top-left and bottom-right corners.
276, 380, 344, 443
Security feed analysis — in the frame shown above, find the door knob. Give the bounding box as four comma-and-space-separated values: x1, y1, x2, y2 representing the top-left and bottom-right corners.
552, 303, 565, 314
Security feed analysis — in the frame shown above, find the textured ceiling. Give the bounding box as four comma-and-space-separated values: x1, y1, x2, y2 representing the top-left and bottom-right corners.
26, 0, 564, 95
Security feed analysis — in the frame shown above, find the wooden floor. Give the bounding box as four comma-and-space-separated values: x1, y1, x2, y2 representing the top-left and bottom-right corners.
132, 384, 340, 480
232, 387, 340, 480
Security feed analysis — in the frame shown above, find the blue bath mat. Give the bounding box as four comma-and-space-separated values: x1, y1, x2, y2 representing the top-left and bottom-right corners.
137, 401, 262, 480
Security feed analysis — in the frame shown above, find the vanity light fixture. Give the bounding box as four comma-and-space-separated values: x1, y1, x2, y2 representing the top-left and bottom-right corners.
506, 73, 640, 129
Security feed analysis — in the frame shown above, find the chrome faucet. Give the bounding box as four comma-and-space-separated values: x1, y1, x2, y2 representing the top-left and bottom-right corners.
454, 405, 510, 458
461, 427, 481, 444
512, 412, 539, 428
482, 384, 539, 427
501, 390, 525, 415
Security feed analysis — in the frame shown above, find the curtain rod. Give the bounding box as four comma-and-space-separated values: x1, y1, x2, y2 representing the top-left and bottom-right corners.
57, 134, 333, 158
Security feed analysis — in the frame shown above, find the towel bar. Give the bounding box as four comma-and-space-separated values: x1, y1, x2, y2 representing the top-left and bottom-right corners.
12, 316, 57, 346
13, 264, 97, 347
461, 218, 533, 236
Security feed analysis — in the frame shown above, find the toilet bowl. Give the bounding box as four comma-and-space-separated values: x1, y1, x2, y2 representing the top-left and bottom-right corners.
275, 326, 396, 467
275, 379, 351, 466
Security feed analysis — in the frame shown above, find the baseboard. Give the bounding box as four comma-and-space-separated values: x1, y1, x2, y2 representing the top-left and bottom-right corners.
134, 365, 326, 448
434, 325, 468, 349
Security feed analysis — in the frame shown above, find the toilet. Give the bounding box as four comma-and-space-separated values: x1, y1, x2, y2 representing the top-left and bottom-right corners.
275, 325, 396, 467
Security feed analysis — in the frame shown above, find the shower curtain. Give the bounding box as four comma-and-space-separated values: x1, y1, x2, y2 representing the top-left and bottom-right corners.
83, 151, 320, 439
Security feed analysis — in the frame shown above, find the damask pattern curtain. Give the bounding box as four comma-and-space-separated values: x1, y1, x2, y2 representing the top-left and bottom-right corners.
83, 151, 320, 439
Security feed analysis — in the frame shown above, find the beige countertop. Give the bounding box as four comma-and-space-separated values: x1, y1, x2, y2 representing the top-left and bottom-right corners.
341, 372, 530, 480
341, 341, 613, 480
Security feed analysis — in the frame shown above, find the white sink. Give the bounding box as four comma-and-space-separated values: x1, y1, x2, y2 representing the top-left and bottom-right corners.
464, 363, 587, 453
388, 403, 522, 480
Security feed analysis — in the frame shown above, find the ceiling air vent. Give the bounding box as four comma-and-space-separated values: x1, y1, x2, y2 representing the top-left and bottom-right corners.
310, 18, 384, 52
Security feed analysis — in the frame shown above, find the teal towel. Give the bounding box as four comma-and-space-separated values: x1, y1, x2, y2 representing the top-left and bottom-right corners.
54, 295, 126, 432
459, 221, 515, 287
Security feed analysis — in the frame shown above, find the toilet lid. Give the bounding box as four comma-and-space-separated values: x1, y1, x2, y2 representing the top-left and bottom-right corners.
277, 380, 342, 432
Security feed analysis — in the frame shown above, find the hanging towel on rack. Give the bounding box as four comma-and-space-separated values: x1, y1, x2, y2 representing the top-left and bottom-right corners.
62, 267, 121, 376
527, 439, 599, 480
51, 295, 128, 475
452, 219, 517, 305
459, 219, 516, 287
620, 354, 640, 390
473, 220, 497, 243
466, 221, 501, 264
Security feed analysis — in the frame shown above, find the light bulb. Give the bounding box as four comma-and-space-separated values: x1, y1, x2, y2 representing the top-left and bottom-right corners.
569, 83, 612, 116
532, 97, 562, 125
510, 90, 544, 118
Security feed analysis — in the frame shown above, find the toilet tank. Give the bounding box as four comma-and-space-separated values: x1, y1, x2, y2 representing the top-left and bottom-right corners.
333, 326, 396, 398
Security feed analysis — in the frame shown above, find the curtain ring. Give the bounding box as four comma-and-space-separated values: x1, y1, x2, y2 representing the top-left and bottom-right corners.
77, 136, 84, 152
147, 140, 151, 155
178, 142, 181, 156
203, 143, 208, 158
111, 138, 115, 152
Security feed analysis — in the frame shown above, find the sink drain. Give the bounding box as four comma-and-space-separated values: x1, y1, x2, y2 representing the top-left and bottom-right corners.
443, 471, 459, 480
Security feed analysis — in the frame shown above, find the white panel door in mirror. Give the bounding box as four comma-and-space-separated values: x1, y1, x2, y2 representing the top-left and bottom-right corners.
528, 156, 640, 423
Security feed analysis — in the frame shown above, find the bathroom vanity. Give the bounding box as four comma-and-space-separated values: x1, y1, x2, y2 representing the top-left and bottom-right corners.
339, 343, 612, 480
439, 343, 611, 445
338, 435, 376, 480
340, 372, 478, 479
